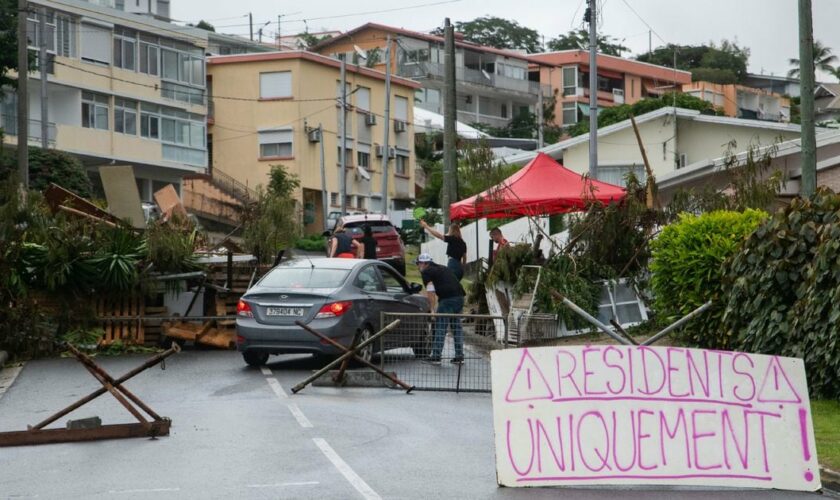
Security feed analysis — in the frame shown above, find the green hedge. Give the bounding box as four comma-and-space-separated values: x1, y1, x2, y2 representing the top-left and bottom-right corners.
722, 189, 840, 398
294, 234, 326, 252
649, 209, 767, 349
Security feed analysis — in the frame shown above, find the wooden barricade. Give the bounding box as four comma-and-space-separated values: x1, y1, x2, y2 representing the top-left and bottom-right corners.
96, 296, 145, 346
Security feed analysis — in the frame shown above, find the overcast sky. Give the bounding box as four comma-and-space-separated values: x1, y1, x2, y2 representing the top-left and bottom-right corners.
173, 0, 840, 81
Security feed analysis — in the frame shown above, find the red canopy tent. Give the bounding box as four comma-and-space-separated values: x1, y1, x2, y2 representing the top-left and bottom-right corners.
450, 153, 626, 220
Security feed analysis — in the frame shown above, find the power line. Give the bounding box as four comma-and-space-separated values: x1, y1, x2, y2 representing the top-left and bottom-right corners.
619, 0, 666, 45
211, 0, 462, 29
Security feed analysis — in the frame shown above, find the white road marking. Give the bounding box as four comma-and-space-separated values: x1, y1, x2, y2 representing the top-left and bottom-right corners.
246, 482, 319, 488
0, 364, 25, 401
108, 488, 181, 494
313, 438, 381, 500
259, 366, 273, 376
288, 403, 313, 428
266, 377, 288, 399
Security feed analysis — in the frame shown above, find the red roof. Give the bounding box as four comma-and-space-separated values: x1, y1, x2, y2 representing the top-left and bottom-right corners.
528, 50, 692, 84
314, 22, 543, 63
450, 153, 625, 220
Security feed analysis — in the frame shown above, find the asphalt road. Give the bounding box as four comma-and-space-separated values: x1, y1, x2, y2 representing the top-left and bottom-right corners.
0, 350, 822, 500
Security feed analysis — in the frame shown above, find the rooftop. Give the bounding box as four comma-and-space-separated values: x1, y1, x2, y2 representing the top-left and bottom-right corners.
527, 50, 692, 83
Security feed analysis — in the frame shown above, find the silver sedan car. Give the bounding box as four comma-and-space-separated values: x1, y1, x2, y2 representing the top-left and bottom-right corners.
235, 258, 430, 367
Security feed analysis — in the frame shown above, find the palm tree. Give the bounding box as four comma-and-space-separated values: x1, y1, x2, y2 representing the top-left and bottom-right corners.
788, 40, 838, 77
829, 66, 840, 83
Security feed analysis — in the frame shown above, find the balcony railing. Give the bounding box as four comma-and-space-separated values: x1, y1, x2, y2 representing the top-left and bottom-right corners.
0, 113, 57, 145
397, 61, 539, 95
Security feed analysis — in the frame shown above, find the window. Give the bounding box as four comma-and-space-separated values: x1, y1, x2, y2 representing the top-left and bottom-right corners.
355, 86, 370, 111
258, 71, 291, 99
82, 91, 109, 130
562, 66, 577, 96
336, 145, 354, 166
56, 16, 73, 57
258, 128, 293, 158
26, 12, 56, 53
261, 268, 351, 289
162, 82, 204, 105
139, 40, 159, 75
595, 279, 648, 327
562, 102, 577, 125
355, 266, 384, 292
330, 192, 339, 206
500, 103, 507, 119
357, 150, 370, 168
356, 196, 366, 211
114, 98, 138, 134
161, 48, 178, 79
394, 95, 408, 121
81, 23, 111, 64
140, 103, 160, 139
596, 165, 646, 186
379, 266, 406, 293
395, 153, 408, 176
114, 28, 137, 70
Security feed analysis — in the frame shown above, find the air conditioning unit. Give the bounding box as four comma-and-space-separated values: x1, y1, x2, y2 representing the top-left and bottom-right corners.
678, 153, 688, 169
388, 147, 396, 159
393, 120, 406, 133
375, 145, 384, 158
307, 128, 322, 143
365, 113, 377, 126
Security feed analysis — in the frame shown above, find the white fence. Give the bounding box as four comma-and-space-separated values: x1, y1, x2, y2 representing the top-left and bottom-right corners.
420, 217, 568, 264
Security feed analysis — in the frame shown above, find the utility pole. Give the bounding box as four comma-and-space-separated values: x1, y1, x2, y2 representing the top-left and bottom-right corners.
277, 15, 281, 50
249, 13, 253, 41
442, 18, 457, 230
587, 0, 598, 179
798, 0, 816, 198
537, 86, 544, 148
339, 55, 348, 215
318, 123, 328, 230
258, 28, 263, 44
17, 0, 29, 188
380, 35, 392, 215
648, 30, 652, 56
39, 7, 48, 149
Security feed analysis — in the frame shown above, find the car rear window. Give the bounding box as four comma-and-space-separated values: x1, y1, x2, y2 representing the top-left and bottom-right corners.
260, 268, 350, 289
344, 222, 396, 236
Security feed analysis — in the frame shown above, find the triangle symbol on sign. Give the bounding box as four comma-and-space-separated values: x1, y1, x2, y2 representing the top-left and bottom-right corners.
756, 356, 802, 403
504, 349, 555, 403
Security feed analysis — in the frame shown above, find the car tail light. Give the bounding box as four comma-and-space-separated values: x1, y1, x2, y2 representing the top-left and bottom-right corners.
237, 300, 253, 317
315, 301, 352, 319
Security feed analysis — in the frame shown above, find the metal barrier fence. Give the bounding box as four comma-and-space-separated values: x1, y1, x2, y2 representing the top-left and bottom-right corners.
378, 312, 508, 393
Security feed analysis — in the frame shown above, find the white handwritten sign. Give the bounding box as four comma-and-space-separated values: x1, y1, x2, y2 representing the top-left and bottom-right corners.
491, 346, 820, 491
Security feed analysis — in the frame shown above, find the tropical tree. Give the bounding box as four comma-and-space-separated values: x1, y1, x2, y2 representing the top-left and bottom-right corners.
788, 40, 838, 77
547, 29, 628, 57
443, 17, 541, 53
828, 66, 840, 83
637, 40, 750, 84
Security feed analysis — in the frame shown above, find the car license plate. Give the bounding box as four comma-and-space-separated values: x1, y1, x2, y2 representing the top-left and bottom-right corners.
265, 307, 305, 317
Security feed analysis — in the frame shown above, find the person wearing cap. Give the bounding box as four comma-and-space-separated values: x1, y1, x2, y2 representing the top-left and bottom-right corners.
416, 253, 465, 365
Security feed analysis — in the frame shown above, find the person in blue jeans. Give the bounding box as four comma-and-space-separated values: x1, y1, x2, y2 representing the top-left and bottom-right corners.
416, 253, 465, 365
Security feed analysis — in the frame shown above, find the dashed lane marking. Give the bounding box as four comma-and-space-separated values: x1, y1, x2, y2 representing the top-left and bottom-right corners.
313, 437, 381, 500
288, 403, 313, 428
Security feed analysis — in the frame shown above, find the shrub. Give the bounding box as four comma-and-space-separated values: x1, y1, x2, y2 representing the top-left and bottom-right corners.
294, 234, 326, 252
0, 146, 93, 197
649, 209, 767, 349
722, 189, 840, 398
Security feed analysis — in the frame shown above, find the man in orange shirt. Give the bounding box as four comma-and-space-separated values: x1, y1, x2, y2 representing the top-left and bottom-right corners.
490, 227, 509, 261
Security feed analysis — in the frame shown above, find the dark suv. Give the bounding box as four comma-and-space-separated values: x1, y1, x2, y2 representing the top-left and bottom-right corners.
326, 214, 406, 275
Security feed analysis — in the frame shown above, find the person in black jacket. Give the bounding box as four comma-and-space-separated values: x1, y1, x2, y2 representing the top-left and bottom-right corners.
361, 225, 377, 260
420, 220, 467, 280
417, 253, 465, 364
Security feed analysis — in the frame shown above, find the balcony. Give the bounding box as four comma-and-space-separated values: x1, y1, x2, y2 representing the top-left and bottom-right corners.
0, 114, 57, 146
456, 110, 509, 129
397, 62, 539, 96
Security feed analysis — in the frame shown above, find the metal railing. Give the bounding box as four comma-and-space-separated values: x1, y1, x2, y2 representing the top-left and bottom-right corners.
397, 61, 539, 95
0, 114, 57, 145
208, 167, 257, 204
378, 312, 508, 393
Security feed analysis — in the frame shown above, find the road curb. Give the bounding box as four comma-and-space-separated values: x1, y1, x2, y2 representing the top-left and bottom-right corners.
823, 466, 840, 496
0, 350, 8, 368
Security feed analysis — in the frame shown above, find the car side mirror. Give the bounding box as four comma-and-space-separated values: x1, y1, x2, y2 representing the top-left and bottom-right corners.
409, 282, 423, 294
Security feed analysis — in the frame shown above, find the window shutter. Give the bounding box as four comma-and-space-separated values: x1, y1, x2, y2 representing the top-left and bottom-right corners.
258, 128, 293, 145
260, 72, 292, 99
80, 23, 112, 64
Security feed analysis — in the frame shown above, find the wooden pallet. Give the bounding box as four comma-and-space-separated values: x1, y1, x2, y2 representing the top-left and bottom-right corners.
96, 296, 145, 346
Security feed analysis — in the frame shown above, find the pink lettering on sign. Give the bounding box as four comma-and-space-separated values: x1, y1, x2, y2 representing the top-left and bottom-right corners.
493, 346, 820, 491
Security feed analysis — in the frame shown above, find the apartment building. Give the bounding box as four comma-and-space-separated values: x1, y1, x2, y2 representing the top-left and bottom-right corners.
682, 81, 791, 122
0, 0, 208, 201
205, 51, 420, 234
313, 23, 544, 130
83, 0, 170, 21
527, 50, 692, 128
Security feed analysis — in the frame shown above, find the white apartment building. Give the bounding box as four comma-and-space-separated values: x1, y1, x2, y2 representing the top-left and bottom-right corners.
0, 0, 207, 201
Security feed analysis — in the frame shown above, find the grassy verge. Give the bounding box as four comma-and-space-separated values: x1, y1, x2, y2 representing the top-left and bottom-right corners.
812, 400, 840, 471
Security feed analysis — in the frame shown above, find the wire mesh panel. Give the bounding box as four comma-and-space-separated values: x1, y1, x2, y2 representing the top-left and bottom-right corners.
378, 312, 507, 393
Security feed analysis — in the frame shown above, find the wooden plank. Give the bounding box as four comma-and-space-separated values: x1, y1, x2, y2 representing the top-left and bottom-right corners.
0, 421, 170, 447
195, 329, 235, 349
